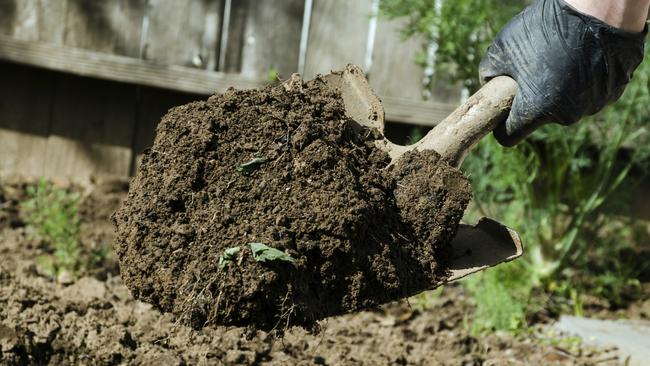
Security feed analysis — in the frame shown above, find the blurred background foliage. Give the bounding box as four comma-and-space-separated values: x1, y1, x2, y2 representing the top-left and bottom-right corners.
379, 0, 525, 92
381, 0, 650, 332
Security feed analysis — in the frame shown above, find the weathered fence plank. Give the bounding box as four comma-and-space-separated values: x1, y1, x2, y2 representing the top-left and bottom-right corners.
144, 0, 222, 68
370, 18, 461, 123
63, 0, 146, 57
43, 75, 136, 178
1, 0, 67, 43
221, 0, 246, 73
0, 63, 52, 177
0, 35, 264, 94
234, 0, 304, 79
370, 18, 424, 101
0, 0, 466, 181
303, 0, 373, 79
382, 96, 455, 127
0, 0, 16, 36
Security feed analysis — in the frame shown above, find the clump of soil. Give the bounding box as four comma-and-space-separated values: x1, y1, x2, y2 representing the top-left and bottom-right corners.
112, 77, 471, 330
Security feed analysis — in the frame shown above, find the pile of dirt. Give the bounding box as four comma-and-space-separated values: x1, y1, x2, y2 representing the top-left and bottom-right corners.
112, 78, 471, 329
0, 178, 629, 365
0, 181, 23, 231
1, 270, 621, 366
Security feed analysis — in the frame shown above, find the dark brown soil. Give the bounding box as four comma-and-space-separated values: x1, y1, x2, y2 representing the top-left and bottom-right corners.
0, 177, 630, 365
112, 78, 471, 330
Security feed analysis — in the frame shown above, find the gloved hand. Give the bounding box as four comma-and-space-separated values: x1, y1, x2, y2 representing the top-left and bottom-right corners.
479, 0, 647, 147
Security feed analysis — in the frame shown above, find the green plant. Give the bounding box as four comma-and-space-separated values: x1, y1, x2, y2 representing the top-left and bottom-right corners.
468, 44, 650, 272
464, 43, 649, 330
21, 178, 82, 277
219, 246, 241, 269
217, 243, 295, 270
536, 329, 583, 352
380, 0, 527, 93
409, 286, 443, 310
464, 261, 533, 333
237, 156, 268, 175
407, 126, 428, 144
267, 68, 280, 83
382, 0, 650, 332
249, 242, 295, 264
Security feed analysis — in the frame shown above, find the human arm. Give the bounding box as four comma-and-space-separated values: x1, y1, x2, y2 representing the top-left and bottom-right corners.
565, 0, 649, 33
479, 0, 648, 147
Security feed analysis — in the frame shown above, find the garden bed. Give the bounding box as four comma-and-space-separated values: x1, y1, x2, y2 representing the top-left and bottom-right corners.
0, 176, 641, 365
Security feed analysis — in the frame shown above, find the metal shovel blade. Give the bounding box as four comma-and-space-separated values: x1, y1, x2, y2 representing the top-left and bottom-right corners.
448, 218, 523, 281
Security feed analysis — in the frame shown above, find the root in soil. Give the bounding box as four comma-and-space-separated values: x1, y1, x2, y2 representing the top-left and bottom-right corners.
112, 78, 472, 330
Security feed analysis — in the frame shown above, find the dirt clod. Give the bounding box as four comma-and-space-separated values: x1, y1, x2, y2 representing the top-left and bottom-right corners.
112, 78, 472, 330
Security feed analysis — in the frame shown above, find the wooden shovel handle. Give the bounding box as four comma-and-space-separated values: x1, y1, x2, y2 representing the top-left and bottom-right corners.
416, 76, 518, 167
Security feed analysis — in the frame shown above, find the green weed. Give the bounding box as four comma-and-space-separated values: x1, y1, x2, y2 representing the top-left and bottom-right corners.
219, 246, 241, 269
380, 0, 526, 93
237, 156, 268, 175
218, 243, 295, 270
409, 287, 444, 311
382, 0, 650, 332
536, 329, 583, 353
464, 261, 533, 333
463, 45, 650, 330
407, 126, 427, 144
267, 68, 280, 83
249, 242, 295, 264
21, 178, 82, 278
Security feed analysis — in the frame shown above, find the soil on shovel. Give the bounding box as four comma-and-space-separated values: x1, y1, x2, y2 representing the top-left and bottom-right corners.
112, 77, 472, 330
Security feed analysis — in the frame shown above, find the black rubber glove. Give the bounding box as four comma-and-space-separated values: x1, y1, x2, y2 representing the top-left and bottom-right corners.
479, 0, 647, 147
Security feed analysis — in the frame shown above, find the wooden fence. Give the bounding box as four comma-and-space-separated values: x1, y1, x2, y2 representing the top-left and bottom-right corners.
0, 0, 461, 115
0, 0, 464, 179
1, 0, 649, 220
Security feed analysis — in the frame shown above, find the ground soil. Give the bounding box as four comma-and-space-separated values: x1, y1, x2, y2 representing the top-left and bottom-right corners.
112, 79, 471, 330
0, 177, 640, 365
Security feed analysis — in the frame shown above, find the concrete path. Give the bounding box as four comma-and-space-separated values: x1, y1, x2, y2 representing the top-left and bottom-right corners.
555, 316, 650, 366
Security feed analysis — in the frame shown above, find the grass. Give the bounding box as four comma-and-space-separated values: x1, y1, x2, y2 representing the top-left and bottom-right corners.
381, 0, 650, 334
464, 261, 534, 333
409, 287, 444, 311
21, 178, 82, 278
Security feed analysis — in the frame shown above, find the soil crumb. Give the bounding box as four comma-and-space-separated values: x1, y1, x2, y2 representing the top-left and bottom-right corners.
112, 77, 471, 330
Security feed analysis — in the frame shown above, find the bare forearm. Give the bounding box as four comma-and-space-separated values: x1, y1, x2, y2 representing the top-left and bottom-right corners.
565, 0, 650, 32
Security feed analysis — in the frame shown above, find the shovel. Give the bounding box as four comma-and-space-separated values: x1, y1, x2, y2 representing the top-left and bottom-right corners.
300, 64, 523, 284
115, 64, 525, 329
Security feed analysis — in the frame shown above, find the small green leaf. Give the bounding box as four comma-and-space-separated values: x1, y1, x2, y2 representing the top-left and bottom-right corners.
249, 242, 295, 264
267, 68, 280, 82
219, 246, 241, 268
236, 156, 268, 175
